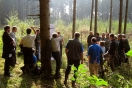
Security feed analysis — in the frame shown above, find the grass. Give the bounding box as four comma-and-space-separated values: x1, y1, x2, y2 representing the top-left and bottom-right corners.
1, 12, 132, 87
0, 47, 78, 88
0, 47, 131, 88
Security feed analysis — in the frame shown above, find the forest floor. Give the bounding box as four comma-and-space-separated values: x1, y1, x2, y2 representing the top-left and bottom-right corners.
0, 50, 132, 88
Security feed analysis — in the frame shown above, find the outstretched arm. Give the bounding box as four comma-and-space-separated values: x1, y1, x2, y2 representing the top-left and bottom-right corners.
31, 27, 36, 34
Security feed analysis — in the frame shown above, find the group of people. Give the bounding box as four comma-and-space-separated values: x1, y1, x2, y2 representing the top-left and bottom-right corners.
87, 31, 130, 77
2, 25, 130, 87
2, 25, 41, 77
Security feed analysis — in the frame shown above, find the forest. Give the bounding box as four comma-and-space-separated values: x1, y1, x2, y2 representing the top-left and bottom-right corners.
0, 0, 132, 25
0, 0, 132, 88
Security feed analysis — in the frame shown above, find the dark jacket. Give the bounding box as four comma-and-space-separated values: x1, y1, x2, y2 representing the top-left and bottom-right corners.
87, 35, 94, 47
2, 32, 14, 59
66, 39, 83, 60
118, 39, 125, 51
123, 38, 130, 53
108, 39, 117, 55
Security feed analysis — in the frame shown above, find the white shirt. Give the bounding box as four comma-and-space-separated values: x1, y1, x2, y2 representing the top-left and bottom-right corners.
51, 37, 63, 52
21, 34, 36, 48
10, 32, 16, 43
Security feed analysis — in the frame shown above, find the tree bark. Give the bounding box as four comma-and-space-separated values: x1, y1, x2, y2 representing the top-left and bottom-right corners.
118, 0, 123, 34
72, 0, 76, 38
90, 0, 94, 31
94, 0, 98, 35
124, 0, 129, 34
39, 0, 52, 74
109, 0, 113, 33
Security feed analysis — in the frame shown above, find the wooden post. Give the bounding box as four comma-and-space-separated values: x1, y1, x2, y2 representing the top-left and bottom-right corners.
124, 0, 129, 34
72, 0, 76, 38
94, 0, 98, 35
118, 0, 123, 34
109, 0, 113, 33
90, 0, 94, 31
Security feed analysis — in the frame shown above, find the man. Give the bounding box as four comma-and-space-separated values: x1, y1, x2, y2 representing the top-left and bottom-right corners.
2, 25, 15, 77
57, 32, 63, 59
118, 34, 125, 65
35, 29, 40, 60
88, 37, 103, 76
10, 26, 17, 66
51, 32, 63, 79
95, 33, 101, 42
122, 34, 130, 63
101, 33, 106, 41
105, 33, 110, 52
20, 27, 36, 73
87, 31, 94, 47
122, 34, 130, 53
64, 32, 83, 87
107, 34, 117, 71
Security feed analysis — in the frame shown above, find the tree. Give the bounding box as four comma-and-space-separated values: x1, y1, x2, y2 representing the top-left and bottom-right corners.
90, 0, 94, 31
39, 0, 52, 75
109, 0, 113, 33
72, 0, 76, 38
124, 0, 129, 34
118, 0, 123, 34
94, 0, 98, 35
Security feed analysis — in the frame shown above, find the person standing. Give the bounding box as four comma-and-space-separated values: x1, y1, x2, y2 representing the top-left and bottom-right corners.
107, 34, 117, 71
20, 27, 36, 73
99, 41, 105, 78
51, 32, 63, 79
87, 31, 94, 47
95, 33, 101, 42
10, 26, 17, 66
2, 25, 15, 77
57, 32, 63, 59
118, 34, 125, 65
122, 34, 130, 53
101, 33, 106, 41
88, 37, 103, 76
122, 34, 130, 63
35, 29, 40, 60
105, 33, 110, 52
64, 32, 83, 87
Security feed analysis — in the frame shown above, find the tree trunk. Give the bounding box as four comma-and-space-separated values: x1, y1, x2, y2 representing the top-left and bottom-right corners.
72, 0, 76, 38
118, 0, 123, 34
109, 0, 113, 33
94, 0, 98, 35
39, 0, 52, 74
90, 0, 94, 31
124, 0, 129, 34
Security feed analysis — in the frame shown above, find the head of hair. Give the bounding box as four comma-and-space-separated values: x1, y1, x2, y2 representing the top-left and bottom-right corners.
114, 35, 117, 39
74, 32, 80, 38
26, 28, 32, 34
106, 33, 109, 36
90, 31, 93, 35
57, 32, 61, 34
122, 34, 126, 38
52, 32, 58, 38
110, 34, 114, 38
118, 34, 122, 38
12, 26, 17, 31
36, 29, 39, 32
100, 41, 105, 46
4, 25, 10, 32
91, 37, 97, 43
96, 33, 99, 36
